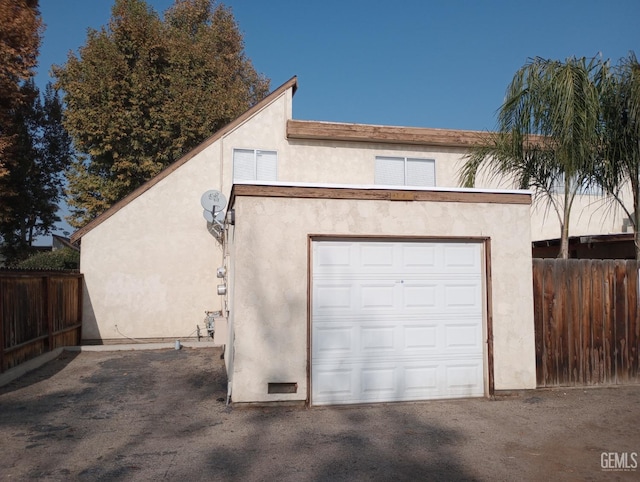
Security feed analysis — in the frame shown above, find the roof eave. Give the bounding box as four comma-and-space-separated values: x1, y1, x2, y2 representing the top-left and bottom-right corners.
286, 120, 492, 148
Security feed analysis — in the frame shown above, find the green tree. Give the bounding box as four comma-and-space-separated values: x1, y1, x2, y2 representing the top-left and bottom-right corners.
0, 0, 42, 221
460, 57, 602, 258
16, 246, 79, 270
598, 52, 640, 259
55, 0, 270, 228
0, 80, 73, 264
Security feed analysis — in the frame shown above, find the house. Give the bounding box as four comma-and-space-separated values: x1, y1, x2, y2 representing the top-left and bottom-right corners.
532, 233, 636, 259
52, 234, 79, 252
71, 77, 629, 405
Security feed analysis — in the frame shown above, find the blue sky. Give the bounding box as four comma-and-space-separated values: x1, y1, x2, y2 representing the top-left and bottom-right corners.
34, 0, 638, 240
38, 0, 639, 131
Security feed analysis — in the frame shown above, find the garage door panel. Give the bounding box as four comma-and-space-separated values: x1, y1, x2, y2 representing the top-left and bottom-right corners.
404, 365, 439, 393
361, 367, 396, 395
443, 244, 481, 269
401, 244, 437, 268
314, 326, 354, 354
315, 243, 352, 269
361, 326, 395, 351
444, 363, 484, 395
361, 244, 395, 267
312, 240, 485, 405
314, 368, 352, 399
403, 325, 438, 349
315, 283, 352, 310
444, 283, 482, 310
361, 283, 396, 309
313, 359, 484, 404
403, 283, 438, 309
444, 322, 483, 350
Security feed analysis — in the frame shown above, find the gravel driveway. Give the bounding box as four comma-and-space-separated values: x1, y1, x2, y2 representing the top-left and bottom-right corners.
0, 346, 638, 481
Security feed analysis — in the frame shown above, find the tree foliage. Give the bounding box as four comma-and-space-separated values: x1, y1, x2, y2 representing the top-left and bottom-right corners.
15, 246, 79, 270
55, 0, 270, 227
0, 80, 73, 263
597, 52, 640, 258
0, 0, 42, 220
0, 0, 69, 264
460, 56, 603, 259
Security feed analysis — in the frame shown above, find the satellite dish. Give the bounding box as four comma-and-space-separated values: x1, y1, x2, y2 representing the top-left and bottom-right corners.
203, 210, 215, 223
203, 209, 226, 224
215, 210, 226, 223
200, 190, 227, 213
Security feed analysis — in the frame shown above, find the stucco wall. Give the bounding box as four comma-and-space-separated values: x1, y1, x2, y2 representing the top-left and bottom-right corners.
79, 90, 293, 342
277, 138, 630, 242
80, 147, 222, 340
228, 193, 536, 403
529, 188, 630, 241
218, 91, 292, 196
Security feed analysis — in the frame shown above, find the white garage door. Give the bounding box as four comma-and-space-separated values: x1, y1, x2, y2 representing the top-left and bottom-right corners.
311, 240, 485, 405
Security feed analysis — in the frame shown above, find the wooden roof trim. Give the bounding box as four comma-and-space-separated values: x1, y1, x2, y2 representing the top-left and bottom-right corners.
229, 183, 531, 208
286, 120, 493, 148
71, 76, 298, 243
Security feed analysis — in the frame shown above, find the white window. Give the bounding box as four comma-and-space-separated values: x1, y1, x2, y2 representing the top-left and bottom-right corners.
551, 174, 603, 196
375, 156, 436, 187
233, 149, 277, 181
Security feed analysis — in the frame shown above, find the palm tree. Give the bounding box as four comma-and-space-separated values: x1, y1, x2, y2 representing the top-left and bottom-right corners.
597, 52, 640, 259
460, 56, 602, 258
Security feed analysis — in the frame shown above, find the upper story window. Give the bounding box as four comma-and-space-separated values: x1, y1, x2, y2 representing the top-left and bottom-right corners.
233, 149, 277, 181
374, 156, 436, 187
551, 174, 603, 196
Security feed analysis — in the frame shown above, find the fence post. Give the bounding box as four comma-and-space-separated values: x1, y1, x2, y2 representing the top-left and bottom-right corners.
44, 275, 53, 351
0, 277, 4, 373
77, 275, 83, 343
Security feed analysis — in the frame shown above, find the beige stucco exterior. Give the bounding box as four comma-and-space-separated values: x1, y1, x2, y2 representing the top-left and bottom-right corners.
80, 144, 221, 340
225, 187, 536, 403
79, 83, 294, 341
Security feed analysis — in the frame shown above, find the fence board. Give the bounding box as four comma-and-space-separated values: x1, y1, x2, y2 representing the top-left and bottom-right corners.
0, 271, 82, 372
592, 260, 605, 384
534, 259, 640, 387
628, 262, 639, 379
569, 260, 581, 384
533, 261, 544, 386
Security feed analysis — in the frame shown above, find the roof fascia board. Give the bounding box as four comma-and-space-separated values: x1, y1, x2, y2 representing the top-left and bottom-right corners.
229, 182, 532, 209
286, 119, 491, 148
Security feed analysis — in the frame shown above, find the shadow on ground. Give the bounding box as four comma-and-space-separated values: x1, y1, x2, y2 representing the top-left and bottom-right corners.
1, 348, 639, 481
0, 349, 81, 394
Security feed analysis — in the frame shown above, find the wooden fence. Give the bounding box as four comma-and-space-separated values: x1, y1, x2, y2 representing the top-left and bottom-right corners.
0, 271, 83, 373
533, 259, 640, 387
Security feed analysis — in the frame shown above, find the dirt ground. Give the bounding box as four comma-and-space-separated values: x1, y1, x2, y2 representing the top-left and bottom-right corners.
0, 347, 638, 481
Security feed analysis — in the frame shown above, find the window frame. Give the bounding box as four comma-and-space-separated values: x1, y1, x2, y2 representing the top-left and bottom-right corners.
550, 174, 603, 196
374, 156, 436, 187
232, 148, 278, 182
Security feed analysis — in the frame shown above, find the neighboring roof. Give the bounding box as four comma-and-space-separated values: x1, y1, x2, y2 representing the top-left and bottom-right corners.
229, 181, 532, 208
52, 234, 80, 251
532, 232, 635, 259
71, 76, 299, 243
532, 233, 633, 247
287, 120, 491, 148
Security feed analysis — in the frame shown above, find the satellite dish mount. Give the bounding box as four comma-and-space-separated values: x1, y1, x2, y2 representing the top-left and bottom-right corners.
201, 190, 227, 241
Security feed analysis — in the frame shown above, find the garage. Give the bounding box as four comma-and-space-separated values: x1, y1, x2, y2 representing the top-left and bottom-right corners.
225, 184, 535, 405
311, 239, 486, 405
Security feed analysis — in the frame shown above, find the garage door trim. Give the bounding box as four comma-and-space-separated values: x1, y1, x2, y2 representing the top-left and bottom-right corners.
307, 235, 494, 405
